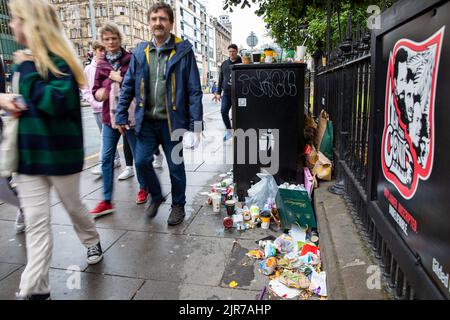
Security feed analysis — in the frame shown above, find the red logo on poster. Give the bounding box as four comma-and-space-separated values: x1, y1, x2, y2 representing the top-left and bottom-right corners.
381, 27, 445, 200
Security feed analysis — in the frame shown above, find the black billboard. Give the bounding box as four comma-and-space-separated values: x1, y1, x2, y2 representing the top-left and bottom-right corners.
374, 1, 450, 298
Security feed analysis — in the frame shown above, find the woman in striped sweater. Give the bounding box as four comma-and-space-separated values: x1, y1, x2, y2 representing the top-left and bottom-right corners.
0, 0, 103, 300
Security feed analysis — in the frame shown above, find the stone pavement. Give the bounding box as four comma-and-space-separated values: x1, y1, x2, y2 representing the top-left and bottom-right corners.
0, 95, 391, 300
314, 181, 392, 300
0, 96, 279, 300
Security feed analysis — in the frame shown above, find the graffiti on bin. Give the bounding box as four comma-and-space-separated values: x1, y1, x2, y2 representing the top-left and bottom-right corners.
238, 69, 298, 98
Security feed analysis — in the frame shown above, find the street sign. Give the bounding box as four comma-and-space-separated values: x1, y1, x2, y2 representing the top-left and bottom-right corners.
247, 32, 259, 48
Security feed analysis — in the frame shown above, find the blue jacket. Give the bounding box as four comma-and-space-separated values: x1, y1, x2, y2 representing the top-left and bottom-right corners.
116, 35, 203, 134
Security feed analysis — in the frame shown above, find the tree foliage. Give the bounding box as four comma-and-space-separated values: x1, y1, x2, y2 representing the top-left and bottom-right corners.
224, 0, 393, 52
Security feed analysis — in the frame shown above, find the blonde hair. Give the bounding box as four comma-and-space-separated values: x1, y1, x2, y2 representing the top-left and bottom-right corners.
8, 0, 85, 86
98, 22, 123, 44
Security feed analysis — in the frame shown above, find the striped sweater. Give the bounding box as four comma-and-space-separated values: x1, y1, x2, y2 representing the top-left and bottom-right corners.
16, 55, 84, 175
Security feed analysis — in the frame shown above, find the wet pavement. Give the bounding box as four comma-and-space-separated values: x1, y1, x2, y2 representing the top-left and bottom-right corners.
0, 95, 275, 300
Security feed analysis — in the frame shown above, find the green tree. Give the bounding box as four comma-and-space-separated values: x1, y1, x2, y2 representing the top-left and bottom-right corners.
224, 0, 393, 52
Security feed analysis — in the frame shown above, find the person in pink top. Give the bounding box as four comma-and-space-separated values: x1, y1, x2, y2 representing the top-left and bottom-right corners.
81, 41, 121, 175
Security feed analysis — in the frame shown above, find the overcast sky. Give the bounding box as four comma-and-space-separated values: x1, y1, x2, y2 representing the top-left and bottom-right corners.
203, 0, 274, 50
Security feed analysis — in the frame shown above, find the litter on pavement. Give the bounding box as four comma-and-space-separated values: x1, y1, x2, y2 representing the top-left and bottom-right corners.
201, 167, 327, 300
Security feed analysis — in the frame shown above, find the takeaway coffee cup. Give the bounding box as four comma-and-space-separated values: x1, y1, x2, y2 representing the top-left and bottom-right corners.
296, 45, 307, 61
264, 55, 273, 63
225, 200, 236, 216
212, 194, 221, 213
260, 211, 272, 230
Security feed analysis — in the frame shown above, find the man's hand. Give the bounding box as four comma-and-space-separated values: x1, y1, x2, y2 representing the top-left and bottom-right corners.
117, 124, 130, 135
95, 88, 108, 102
109, 71, 123, 83
0, 94, 23, 114
212, 94, 221, 103
13, 50, 33, 65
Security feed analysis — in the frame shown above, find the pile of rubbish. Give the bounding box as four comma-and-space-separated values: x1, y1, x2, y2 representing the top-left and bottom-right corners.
205, 171, 278, 231
204, 170, 326, 299
248, 228, 327, 300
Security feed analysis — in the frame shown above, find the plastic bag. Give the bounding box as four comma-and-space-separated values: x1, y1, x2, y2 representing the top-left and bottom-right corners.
312, 151, 332, 181
245, 171, 278, 208
0, 116, 19, 177
319, 121, 334, 161
314, 110, 329, 149
274, 234, 294, 254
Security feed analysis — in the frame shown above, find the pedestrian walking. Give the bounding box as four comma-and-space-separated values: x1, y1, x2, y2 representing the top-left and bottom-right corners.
0, 55, 25, 234
90, 22, 149, 218
81, 41, 122, 177
0, 0, 103, 300
116, 2, 203, 225
213, 44, 242, 141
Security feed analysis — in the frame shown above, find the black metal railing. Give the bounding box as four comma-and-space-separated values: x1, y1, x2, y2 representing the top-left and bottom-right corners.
312, 12, 423, 299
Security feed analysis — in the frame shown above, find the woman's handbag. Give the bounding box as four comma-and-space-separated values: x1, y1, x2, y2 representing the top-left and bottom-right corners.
0, 115, 19, 177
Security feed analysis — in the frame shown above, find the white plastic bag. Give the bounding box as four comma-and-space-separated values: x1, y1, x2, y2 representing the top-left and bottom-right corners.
245, 171, 278, 208
0, 116, 19, 177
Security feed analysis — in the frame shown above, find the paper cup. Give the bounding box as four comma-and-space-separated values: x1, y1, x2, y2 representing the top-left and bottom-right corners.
260, 215, 271, 230
264, 55, 273, 63
225, 200, 236, 216
212, 194, 221, 213
296, 45, 307, 61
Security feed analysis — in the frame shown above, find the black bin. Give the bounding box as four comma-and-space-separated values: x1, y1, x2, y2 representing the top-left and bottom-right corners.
231, 63, 306, 201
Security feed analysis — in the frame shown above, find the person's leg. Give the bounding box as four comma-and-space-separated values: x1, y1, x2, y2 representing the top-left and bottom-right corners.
93, 112, 103, 163
221, 94, 232, 130
123, 135, 133, 167
160, 123, 186, 206
101, 125, 122, 202
118, 134, 135, 181
125, 130, 148, 204
135, 121, 164, 215
51, 174, 100, 248
15, 175, 52, 297
94, 112, 120, 164
153, 145, 164, 168
124, 130, 144, 187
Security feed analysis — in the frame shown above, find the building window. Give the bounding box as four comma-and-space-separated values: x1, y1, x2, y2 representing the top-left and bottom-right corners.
116, 6, 125, 16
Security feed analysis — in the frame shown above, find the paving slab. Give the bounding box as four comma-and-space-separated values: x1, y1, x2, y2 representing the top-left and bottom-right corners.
0, 263, 22, 281
219, 240, 268, 292
0, 266, 144, 300
49, 225, 126, 271
184, 206, 280, 241
315, 181, 391, 300
85, 231, 235, 286
92, 203, 201, 235
165, 186, 207, 207
0, 220, 125, 269
195, 163, 232, 173
83, 180, 172, 202
134, 280, 260, 300
0, 203, 18, 221
0, 220, 26, 264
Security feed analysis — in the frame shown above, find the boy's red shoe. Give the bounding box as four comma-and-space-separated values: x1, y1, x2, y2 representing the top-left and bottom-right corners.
90, 201, 114, 218
136, 189, 149, 204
